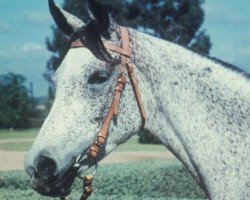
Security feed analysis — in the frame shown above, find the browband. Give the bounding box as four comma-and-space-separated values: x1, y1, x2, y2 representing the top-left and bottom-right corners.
70, 39, 131, 57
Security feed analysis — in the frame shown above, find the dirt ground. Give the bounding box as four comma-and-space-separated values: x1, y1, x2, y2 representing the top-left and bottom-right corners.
0, 150, 174, 171
0, 136, 176, 171
0, 150, 175, 171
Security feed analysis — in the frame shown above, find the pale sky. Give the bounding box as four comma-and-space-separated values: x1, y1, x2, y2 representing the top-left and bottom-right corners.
0, 0, 249, 97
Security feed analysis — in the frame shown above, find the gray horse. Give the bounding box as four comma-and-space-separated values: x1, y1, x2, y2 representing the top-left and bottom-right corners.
24, 0, 250, 199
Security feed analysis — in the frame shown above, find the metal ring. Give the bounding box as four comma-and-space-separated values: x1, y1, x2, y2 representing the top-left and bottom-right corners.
74, 153, 90, 168
92, 162, 98, 176
77, 161, 98, 180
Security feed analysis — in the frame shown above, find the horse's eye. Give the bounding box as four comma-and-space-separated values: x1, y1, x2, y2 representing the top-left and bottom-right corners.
88, 70, 110, 84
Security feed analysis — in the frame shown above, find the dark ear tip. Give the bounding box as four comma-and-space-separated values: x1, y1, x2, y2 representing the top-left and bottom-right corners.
87, 0, 111, 39
48, 0, 55, 12
48, 0, 54, 6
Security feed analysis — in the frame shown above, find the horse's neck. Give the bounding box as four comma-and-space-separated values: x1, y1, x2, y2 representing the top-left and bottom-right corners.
129, 29, 250, 199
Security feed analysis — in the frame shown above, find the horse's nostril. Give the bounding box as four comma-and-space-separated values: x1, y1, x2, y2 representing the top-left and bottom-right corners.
35, 154, 58, 182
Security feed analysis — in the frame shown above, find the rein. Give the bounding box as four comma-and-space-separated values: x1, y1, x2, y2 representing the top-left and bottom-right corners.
62, 27, 146, 200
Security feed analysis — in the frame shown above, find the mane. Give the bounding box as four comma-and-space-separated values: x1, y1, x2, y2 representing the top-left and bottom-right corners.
72, 23, 250, 80
208, 56, 250, 79
177, 42, 250, 79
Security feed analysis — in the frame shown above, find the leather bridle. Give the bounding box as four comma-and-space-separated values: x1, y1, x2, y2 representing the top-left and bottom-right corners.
62, 27, 146, 200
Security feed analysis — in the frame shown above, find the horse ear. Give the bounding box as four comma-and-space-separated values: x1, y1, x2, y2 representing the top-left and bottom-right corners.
48, 0, 85, 36
85, 20, 113, 62
87, 0, 112, 39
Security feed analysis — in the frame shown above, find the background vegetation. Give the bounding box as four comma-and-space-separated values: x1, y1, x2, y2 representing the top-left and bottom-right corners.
0, 128, 206, 199
0, 73, 49, 130
0, 73, 31, 129
0, 160, 206, 200
0, 129, 166, 152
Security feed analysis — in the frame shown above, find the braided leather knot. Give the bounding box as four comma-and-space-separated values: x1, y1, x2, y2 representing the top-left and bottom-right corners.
115, 74, 126, 91
113, 73, 126, 116
89, 142, 100, 158
80, 175, 94, 200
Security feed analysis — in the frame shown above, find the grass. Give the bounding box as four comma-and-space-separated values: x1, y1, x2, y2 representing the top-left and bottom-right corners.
0, 129, 38, 151
0, 129, 39, 139
0, 160, 206, 200
0, 130, 206, 199
0, 142, 33, 151
0, 129, 166, 152
116, 136, 166, 151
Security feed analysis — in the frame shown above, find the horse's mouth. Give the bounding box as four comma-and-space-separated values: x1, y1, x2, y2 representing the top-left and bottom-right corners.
30, 168, 77, 198
29, 155, 96, 198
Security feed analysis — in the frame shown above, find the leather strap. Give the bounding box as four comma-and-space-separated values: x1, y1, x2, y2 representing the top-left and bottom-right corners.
71, 40, 85, 48
126, 60, 146, 127
120, 27, 146, 127
71, 40, 131, 57
113, 74, 126, 116
105, 43, 131, 57
70, 27, 146, 159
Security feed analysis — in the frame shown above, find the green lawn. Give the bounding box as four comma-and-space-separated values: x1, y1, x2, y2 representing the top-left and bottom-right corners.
0, 130, 207, 199
116, 136, 166, 151
0, 129, 38, 151
0, 129, 166, 152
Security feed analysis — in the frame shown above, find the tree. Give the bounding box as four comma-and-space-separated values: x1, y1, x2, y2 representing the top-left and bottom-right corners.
45, 0, 211, 143
0, 73, 31, 129
45, 0, 211, 76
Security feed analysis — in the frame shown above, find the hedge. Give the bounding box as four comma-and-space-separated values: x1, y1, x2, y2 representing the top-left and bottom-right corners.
0, 160, 206, 200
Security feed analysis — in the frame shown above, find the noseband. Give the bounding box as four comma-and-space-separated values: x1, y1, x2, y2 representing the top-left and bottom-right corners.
62, 27, 146, 200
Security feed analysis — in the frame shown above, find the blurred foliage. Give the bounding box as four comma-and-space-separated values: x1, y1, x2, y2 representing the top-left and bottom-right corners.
0, 73, 31, 129
0, 160, 206, 199
0, 73, 48, 129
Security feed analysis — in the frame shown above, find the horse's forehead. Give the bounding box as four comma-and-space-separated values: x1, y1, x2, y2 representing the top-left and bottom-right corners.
54, 48, 110, 99
59, 48, 99, 78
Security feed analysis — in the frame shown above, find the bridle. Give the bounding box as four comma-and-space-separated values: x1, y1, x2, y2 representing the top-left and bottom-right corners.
61, 26, 146, 200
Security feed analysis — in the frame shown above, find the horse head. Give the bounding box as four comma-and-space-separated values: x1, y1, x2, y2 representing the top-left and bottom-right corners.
24, 0, 144, 197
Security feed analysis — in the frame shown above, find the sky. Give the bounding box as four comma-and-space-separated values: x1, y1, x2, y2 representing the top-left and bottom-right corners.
0, 0, 249, 97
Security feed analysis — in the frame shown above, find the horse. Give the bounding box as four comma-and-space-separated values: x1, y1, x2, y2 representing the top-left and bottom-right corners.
24, 0, 250, 199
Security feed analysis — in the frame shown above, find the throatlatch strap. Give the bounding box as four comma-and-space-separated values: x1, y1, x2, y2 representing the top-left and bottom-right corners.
126, 60, 146, 127
120, 27, 146, 127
